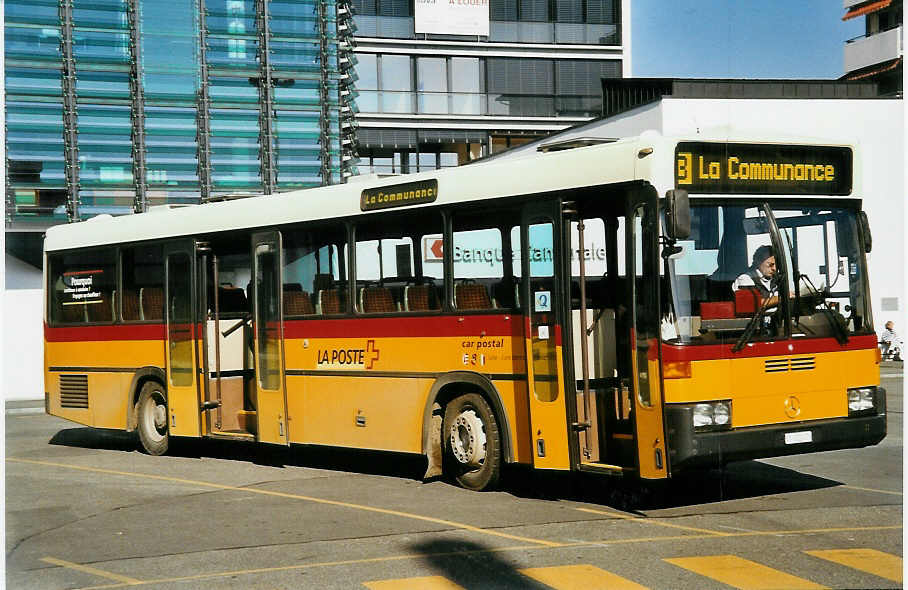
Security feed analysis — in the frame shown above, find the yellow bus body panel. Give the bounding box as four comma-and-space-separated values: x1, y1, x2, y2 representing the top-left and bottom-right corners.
45, 338, 164, 429
282, 331, 534, 463
636, 359, 668, 479
663, 349, 879, 427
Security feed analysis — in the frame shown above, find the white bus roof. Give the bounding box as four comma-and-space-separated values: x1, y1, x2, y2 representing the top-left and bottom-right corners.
44, 132, 857, 252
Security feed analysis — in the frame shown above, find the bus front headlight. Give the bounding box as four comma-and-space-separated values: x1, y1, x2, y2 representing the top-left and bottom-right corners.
692, 400, 732, 431
847, 387, 876, 415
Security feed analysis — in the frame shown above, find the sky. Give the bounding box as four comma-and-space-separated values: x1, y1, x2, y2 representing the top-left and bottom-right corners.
632, 1, 865, 79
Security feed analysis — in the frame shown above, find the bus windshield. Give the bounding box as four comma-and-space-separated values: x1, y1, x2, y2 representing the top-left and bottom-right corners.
662, 202, 872, 344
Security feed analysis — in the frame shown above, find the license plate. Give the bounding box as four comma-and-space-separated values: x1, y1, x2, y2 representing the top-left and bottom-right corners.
784, 430, 812, 444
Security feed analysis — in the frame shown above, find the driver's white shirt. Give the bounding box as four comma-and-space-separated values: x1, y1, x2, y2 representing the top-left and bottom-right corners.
732, 268, 775, 296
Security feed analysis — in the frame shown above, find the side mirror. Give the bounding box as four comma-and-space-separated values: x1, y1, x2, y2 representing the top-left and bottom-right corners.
858, 210, 872, 253
664, 189, 690, 241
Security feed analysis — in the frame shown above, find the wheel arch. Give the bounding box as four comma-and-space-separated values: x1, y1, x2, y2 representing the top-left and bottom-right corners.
421, 371, 514, 464
126, 366, 166, 432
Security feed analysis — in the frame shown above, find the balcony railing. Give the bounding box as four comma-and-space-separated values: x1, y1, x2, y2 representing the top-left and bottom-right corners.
357, 91, 603, 117
845, 25, 903, 73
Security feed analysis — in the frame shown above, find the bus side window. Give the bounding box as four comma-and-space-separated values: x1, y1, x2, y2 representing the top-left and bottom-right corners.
354, 211, 444, 314
452, 208, 519, 311
121, 244, 163, 322
283, 225, 347, 317
49, 249, 117, 325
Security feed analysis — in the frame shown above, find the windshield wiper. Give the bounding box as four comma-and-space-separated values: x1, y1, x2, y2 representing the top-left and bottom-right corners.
732, 294, 774, 352
781, 228, 802, 325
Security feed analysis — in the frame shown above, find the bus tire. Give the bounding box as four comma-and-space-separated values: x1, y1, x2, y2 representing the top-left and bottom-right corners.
136, 381, 169, 456
442, 393, 501, 491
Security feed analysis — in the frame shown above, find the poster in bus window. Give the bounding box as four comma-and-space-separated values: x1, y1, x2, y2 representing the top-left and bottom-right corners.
61, 269, 104, 307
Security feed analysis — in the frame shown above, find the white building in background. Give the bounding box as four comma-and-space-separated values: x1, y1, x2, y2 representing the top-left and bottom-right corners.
490, 79, 904, 334
5, 255, 45, 401
842, 0, 902, 96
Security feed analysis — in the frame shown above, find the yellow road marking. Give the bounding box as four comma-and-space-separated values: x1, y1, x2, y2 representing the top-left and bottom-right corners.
363, 575, 465, 589
70, 526, 902, 590
7, 458, 560, 548
665, 555, 826, 590
41, 557, 142, 585
841, 484, 903, 496
805, 548, 903, 583
520, 564, 649, 590
576, 507, 730, 536
77, 545, 535, 590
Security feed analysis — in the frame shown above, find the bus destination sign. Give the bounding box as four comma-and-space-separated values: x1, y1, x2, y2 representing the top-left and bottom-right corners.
361, 179, 438, 211
675, 142, 852, 195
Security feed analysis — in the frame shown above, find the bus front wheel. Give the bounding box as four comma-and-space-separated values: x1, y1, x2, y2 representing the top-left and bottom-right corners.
137, 381, 169, 455
442, 393, 501, 491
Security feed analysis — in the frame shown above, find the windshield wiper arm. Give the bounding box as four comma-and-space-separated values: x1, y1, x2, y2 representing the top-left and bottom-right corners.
733, 296, 774, 352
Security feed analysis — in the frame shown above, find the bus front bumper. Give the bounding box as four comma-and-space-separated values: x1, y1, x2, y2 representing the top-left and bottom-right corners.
665, 398, 887, 472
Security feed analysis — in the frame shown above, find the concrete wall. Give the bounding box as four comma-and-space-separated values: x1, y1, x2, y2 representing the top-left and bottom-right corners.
4, 255, 44, 400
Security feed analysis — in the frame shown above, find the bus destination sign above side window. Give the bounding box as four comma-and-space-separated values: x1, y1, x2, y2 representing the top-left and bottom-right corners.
361, 179, 439, 211
675, 142, 853, 195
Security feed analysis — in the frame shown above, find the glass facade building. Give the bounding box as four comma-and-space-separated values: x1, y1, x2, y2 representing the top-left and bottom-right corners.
351, 0, 626, 174
5, 0, 357, 230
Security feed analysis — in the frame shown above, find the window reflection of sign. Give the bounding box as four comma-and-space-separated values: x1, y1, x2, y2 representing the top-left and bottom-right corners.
423, 235, 444, 262
62, 269, 103, 306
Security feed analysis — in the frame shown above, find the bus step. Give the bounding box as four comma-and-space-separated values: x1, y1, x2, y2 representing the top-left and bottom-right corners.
578, 462, 633, 475
237, 410, 256, 434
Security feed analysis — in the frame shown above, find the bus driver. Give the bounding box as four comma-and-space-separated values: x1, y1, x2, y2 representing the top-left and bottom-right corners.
732, 245, 779, 309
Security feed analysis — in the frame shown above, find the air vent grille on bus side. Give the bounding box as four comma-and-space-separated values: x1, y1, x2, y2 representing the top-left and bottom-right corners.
59, 375, 89, 408
764, 359, 790, 373
763, 357, 816, 373
789, 357, 816, 371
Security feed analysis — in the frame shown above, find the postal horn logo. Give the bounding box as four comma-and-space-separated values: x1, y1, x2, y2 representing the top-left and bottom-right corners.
784, 395, 801, 418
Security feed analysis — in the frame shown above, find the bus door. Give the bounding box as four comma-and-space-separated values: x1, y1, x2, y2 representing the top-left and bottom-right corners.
626, 187, 668, 479
522, 205, 571, 470
251, 231, 289, 445
164, 242, 203, 437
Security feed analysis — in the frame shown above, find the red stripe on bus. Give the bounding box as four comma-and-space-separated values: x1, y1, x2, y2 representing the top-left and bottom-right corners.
46, 323, 167, 342
658, 333, 879, 361
282, 314, 525, 339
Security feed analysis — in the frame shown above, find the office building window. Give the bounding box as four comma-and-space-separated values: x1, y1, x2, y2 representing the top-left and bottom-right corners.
381, 54, 414, 113
451, 58, 482, 115
417, 57, 447, 114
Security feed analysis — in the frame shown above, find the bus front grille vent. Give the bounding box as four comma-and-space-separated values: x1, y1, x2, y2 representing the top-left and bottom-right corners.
59, 375, 89, 409
764, 357, 816, 373
789, 357, 816, 371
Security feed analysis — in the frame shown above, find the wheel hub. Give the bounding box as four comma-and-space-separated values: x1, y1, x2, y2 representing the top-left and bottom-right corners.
449, 409, 486, 467
142, 395, 167, 442
153, 404, 166, 430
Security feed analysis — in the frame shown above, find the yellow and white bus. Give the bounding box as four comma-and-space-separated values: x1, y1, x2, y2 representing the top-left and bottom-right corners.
44, 133, 885, 491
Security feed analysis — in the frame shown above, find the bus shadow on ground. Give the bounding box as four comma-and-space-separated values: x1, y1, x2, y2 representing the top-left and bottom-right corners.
501, 461, 842, 510
48, 427, 138, 452
408, 539, 550, 590
48, 427, 428, 480
48, 428, 840, 508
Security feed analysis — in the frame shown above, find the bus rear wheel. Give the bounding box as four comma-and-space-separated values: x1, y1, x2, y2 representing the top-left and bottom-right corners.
442, 393, 501, 491
137, 381, 169, 455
